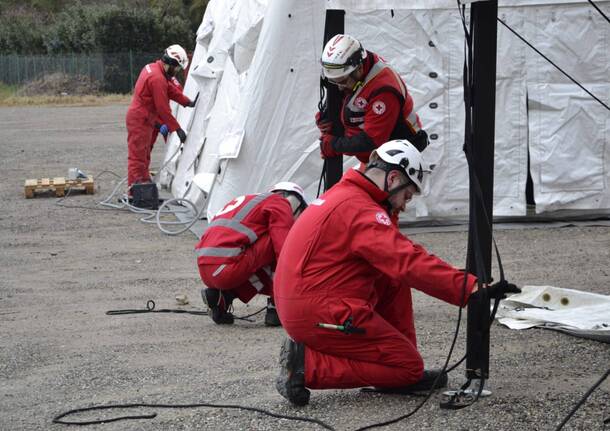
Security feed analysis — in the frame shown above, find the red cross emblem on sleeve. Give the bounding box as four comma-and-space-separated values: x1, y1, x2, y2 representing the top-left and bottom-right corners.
375, 212, 391, 226
372, 100, 386, 115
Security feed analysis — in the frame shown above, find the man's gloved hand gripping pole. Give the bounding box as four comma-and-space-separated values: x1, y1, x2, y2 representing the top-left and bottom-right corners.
473, 279, 521, 301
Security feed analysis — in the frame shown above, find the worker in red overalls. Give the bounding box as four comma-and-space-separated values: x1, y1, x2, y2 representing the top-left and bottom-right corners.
125, 44, 196, 191
274, 140, 518, 406
195, 182, 308, 327
317, 34, 429, 164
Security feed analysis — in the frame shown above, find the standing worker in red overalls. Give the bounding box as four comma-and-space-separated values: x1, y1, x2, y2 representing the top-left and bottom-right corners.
125, 44, 197, 194
317, 34, 429, 164
195, 182, 308, 327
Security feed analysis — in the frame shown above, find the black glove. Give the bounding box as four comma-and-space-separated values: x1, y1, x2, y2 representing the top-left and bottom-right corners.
176, 127, 187, 143
187, 93, 199, 108
485, 280, 521, 300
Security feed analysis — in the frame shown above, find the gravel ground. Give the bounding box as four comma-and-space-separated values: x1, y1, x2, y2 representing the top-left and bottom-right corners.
0, 105, 608, 431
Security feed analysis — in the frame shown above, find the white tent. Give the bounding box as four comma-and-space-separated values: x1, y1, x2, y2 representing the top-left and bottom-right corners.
159, 0, 610, 224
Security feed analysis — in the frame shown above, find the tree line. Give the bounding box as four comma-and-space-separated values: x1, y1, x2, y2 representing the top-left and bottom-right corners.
0, 0, 209, 55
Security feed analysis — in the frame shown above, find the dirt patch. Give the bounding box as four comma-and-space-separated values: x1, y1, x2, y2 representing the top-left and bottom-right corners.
17, 72, 102, 96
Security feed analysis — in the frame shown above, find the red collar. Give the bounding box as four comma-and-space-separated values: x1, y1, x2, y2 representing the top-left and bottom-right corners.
155, 60, 172, 80
341, 169, 389, 205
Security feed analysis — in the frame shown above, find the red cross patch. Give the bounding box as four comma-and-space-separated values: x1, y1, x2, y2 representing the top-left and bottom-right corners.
355, 97, 367, 109
375, 212, 391, 226
372, 101, 386, 115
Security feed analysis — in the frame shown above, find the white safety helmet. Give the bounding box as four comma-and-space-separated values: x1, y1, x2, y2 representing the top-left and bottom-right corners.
369, 140, 430, 194
270, 181, 308, 214
321, 34, 367, 81
162, 44, 189, 69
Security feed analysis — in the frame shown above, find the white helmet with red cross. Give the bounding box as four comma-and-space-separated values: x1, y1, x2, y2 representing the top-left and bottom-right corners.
321, 34, 367, 80
162, 44, 189, 69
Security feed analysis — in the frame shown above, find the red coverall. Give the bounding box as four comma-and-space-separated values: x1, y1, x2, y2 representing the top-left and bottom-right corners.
275, 169, 477, 390
324, 52, 424, 164
196, 193, 295, 304
125, 60, 191, 186
150, 77, 190, 150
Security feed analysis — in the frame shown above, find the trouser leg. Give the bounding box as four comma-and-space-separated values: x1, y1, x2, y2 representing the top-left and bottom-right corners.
302, 312, 423, 389
126, 116, 153, 187
198, 234, 276, 303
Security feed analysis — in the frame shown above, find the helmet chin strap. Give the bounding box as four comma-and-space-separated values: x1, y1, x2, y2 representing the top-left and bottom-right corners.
284, 193, 307, 216
350, 67, 364, 92
383, 170, 412, 197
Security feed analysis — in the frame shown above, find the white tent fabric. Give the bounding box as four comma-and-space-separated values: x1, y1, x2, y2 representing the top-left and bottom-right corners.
496, 285, 610, 343
160, 0, 610, 223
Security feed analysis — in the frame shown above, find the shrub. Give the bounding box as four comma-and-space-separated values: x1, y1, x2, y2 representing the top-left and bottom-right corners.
0, 16, 46, 54
44, 3, 99, 54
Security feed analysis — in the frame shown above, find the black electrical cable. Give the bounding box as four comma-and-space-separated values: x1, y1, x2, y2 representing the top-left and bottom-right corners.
231, 305, 266, 321
318, 76, 329, 197
106, 300, 207, 316
106, 299, 265, 322
554, 368, 610, 431
497, 17, 610, 112
588, 0, 610, 25
52, 401, 336, 430
317, 160, 327, 198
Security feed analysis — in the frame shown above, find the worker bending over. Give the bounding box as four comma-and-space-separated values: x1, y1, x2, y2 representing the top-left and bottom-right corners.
196, 182, 308, 327
126, 44, 196, 191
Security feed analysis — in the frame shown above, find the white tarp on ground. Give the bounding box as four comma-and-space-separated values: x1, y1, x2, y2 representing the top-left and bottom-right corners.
496, 285, 610, 343
160, 0, 610, 222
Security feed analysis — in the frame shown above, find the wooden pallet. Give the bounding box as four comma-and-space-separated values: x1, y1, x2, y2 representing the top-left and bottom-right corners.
24, 176, 95, 198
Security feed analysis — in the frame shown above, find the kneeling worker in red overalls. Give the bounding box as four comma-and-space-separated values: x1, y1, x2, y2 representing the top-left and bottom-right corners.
196, 182, 308, 327
274, 140, 517, 405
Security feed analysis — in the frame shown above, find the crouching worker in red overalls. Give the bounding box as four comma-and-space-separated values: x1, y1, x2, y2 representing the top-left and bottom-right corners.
196, 182, 308, 327
274, 140, 489, 406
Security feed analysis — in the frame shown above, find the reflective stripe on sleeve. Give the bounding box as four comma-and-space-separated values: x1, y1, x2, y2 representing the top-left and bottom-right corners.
233, 193, 272, 222
207, 218, 258, 243
196, 247, 243, 258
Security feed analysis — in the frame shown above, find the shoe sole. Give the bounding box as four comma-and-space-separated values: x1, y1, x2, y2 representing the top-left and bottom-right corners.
275, 338, 310, 406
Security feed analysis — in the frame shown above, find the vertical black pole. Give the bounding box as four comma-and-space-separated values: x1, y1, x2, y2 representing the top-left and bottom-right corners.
322, 10, 345, 190
465, 1, 498, 381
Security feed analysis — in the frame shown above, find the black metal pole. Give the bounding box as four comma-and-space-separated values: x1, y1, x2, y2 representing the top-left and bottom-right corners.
465, 0, 498, 381
322, 10, 345, 190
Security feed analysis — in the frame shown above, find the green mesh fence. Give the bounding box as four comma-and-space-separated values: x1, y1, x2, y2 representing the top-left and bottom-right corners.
0, 51, 160, 93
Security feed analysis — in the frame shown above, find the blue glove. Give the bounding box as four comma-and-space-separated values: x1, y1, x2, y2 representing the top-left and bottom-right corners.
159, 124, 169, 138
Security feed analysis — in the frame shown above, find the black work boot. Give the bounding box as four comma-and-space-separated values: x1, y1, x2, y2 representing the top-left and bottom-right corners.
201, 288, 235, 325
276, 337, 310, 406
377, 369, 448, 395
264, 298, 281, 327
